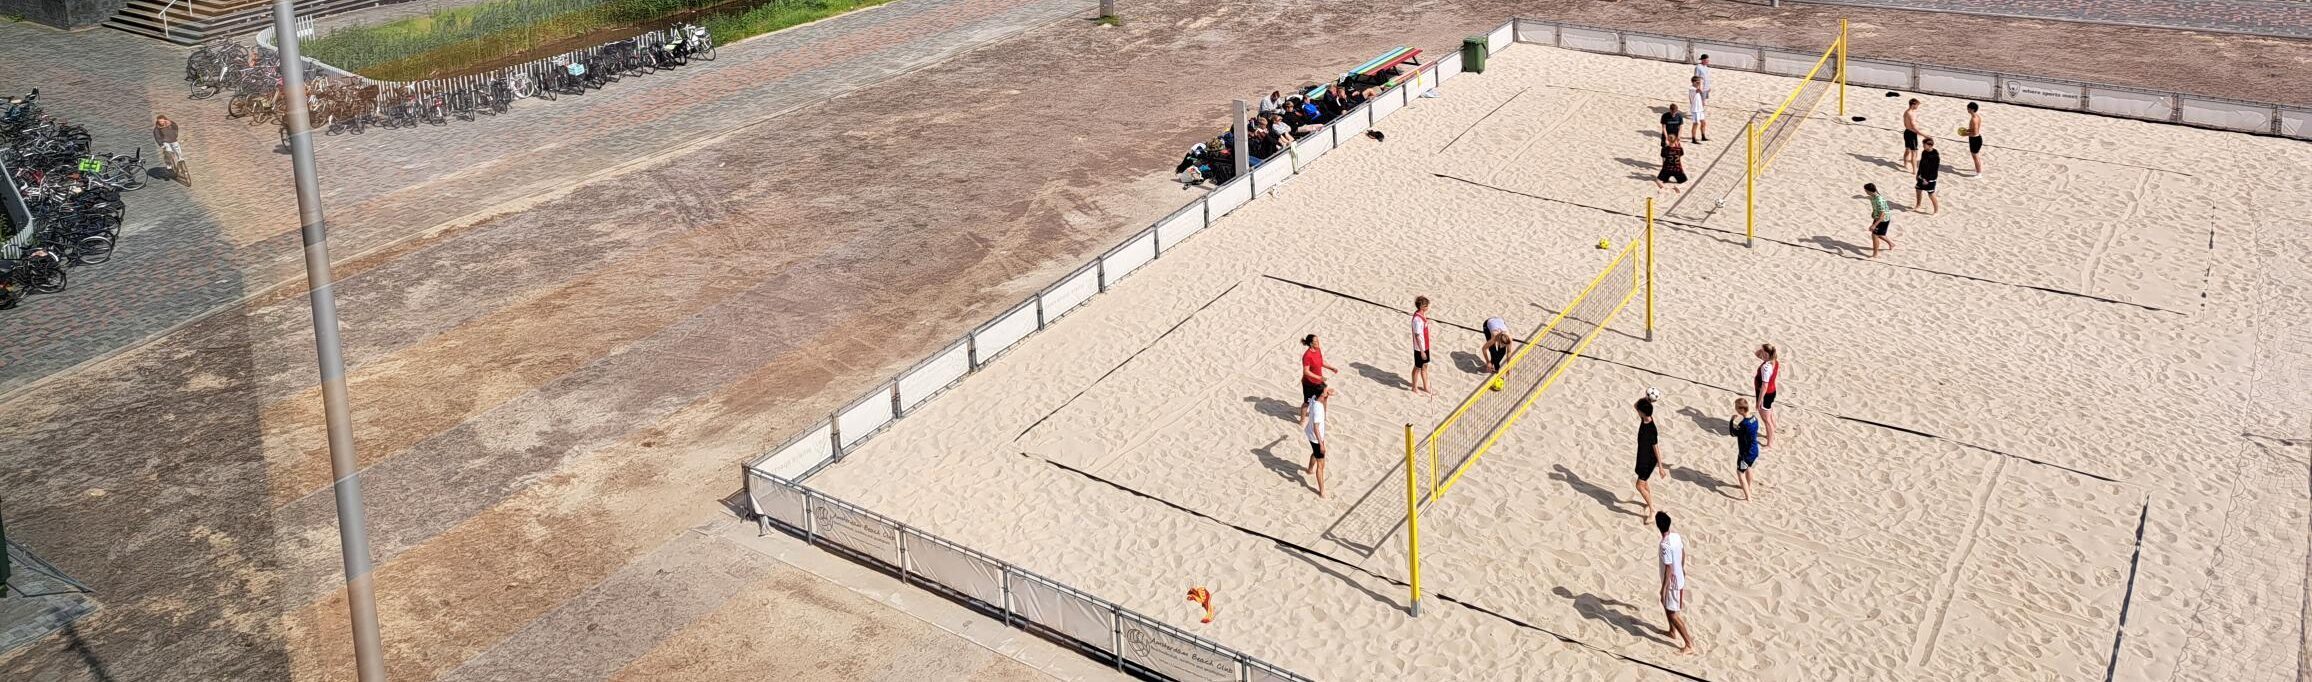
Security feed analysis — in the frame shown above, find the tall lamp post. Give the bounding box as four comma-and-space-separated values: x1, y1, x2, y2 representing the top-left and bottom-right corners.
270, 2, 387, 680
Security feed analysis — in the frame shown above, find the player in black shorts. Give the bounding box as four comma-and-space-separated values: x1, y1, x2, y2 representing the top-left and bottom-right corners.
1634, 396, 1662, 522
1914, 137, 1943, 215
1965, 102, 1986, 176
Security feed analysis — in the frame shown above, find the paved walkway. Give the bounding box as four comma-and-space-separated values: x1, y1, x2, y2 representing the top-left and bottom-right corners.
1794, 0, 2312, 38
0, 0, 1078, 393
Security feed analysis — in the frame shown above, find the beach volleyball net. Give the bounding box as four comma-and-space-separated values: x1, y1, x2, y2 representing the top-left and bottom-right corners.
1417, 238, 1644, 507
1664, 25, 1848, 226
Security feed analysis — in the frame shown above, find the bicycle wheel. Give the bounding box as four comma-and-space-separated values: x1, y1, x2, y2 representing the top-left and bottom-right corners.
75, 235, 114, 264
33, 267, 65, 294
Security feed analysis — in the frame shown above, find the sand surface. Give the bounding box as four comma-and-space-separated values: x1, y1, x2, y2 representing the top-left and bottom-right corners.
806, 43, 2312, 680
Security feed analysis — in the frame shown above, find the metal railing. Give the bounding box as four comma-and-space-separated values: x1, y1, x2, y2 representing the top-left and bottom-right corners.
1508, 17, 2312, 140
746, 468, 1313, 682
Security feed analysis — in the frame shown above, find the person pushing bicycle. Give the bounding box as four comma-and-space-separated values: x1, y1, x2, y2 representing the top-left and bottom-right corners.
153, 115, 188, 184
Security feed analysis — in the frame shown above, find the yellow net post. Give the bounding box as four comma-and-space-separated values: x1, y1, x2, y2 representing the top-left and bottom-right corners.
1644, 197, 1655, 341
1403, 423, 1423, 618
1838, 19, 1849, 118
1745, 122, 1756, 247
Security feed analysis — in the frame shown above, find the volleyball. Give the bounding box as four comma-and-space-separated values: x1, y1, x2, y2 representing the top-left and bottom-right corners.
1958, 126, 1972, 136
1645, 386, 1662, 402
1490, 377, 1506, 391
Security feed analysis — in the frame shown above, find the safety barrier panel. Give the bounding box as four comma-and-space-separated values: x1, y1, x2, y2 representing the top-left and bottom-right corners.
733, 20, 1524, 680
1508, 16, 2312, 140
743, 468, 1317, 682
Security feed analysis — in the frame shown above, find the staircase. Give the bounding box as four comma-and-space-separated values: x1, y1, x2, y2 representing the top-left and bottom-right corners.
104, 0, 395, 45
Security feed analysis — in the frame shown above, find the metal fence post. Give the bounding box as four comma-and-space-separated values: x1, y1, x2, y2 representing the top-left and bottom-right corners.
1001, 568, 1014, 627
1112, 608, 1126, 672
896, 529, 910, 585
1095, 260, 1109, 293
802, 490, 817, 544
966, 333, 980, 369
827, 415, 843, 459
888, 384, 901, 422
1034, 297, 1046, 330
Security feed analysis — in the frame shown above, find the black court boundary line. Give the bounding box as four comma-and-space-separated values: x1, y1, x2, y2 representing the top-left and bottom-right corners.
1263, 272, 2129, 485
1430, 172, 2183, 316
1438, 87, 1533, 155
1012, 282, 1242, 442
1029, 454, 1712, 682
2104, 499, 2153, 681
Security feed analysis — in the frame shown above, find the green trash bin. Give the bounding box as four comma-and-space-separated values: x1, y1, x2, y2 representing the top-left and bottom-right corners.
1463, 36, 1488, 74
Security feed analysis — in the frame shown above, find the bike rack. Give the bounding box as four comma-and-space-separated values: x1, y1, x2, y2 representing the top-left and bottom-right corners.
0, 156, 38, 260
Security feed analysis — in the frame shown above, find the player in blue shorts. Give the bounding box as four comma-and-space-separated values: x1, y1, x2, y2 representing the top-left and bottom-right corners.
1729, 397, 1762, 501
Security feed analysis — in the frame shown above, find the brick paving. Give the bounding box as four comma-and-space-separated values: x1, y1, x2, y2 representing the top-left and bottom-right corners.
1794, 0, 2312, 39
0, 0, 1082, 394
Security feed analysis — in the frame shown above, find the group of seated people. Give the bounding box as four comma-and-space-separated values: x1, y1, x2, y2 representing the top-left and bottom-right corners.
1174, 82, 1381, 186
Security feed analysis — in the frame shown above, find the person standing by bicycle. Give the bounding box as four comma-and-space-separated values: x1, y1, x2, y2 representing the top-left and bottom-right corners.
153, 115, 188, 185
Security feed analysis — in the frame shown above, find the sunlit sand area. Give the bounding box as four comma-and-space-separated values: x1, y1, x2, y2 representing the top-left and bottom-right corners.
802, 40, 2312, 680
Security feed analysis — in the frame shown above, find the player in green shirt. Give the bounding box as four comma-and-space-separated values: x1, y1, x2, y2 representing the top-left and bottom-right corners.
1865, 182, 1893, 258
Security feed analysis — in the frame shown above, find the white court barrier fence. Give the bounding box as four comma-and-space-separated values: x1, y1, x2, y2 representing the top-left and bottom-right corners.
1509, 17, 2312, 140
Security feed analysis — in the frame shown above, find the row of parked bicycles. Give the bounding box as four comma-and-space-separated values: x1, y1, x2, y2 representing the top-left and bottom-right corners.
2, 89, 142, 310
183, 23, 716, 135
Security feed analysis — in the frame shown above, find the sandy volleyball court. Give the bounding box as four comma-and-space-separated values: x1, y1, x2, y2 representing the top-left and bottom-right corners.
805, 42, 2309, 680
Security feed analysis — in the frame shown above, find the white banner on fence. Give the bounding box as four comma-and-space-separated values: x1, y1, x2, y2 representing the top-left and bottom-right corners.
1206, 176, 1252, 220
1013, 575, 1116, 654
759, 422, 833, 479
1333, 104, 1371, 140
1121, 613, 1240, 682
904, 532, 1006, 607
1762, 49, 1822, 77
897, 341, 970, 413
2001, 78, 2082, 110
972, 302, 1039, 364
810, 497, 901, 566
1488, 22, 1514, 55
1371, 86, 1406, 121
1251, 157, 1294, 196
1844, 59, 1912, 90
1292, 128, 1333, 172
1102, 230, 1158, 287
836, 387, 895, 450
1154, 201, 1206, 253
1693, 43, 1758, 71
1040, 265, 1100, 324
2088, 88, 2174, 122
1623, 34, 1686, 62
1514, 19, 1554, 45
745, 469, 808, 530
1560, 26, 1619, 53
2180, 97, 2274, 133
1916, 67, 1997, 100
2283, 108, 2310, 139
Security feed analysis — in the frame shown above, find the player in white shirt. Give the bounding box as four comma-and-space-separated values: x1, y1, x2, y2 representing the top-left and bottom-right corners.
1657, 512, 1697, 655
1302, 387, 1333, 498
1687, 76, 1709, 144
1409, 296, 1435, 395
1693, 54, 1713, 100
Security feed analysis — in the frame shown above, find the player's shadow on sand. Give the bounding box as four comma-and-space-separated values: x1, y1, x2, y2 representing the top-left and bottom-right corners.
1849, 152, 1905, 171
1244, 395, 1301, 423
1349, 362, 1410, 389
1668, 466, 1738, 499
1800, 234, 1867, 256
1550, 464, 1641, 517
1449, 351, 1489, 375
1252, 437, 1312, 492
1552, 586, 1675, 645
1676, 406, 1726, 434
